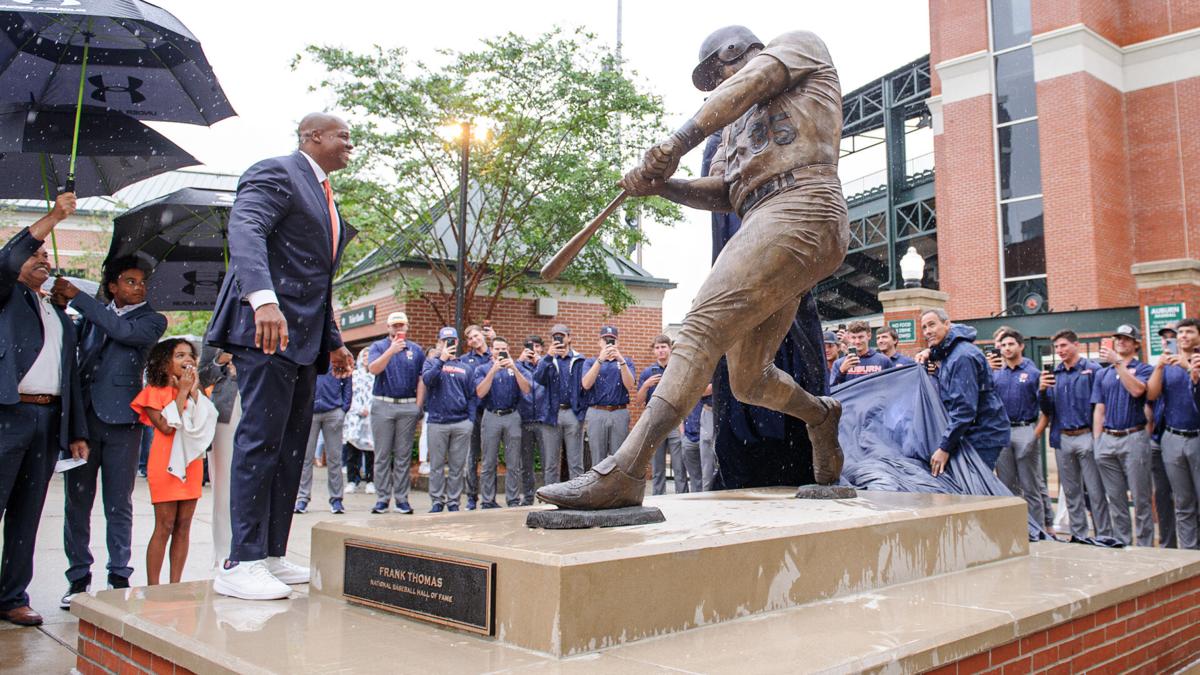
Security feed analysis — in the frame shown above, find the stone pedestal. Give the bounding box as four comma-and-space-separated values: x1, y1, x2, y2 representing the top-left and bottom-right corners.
68, 489, 1200, 675
308, 489, 1027, 657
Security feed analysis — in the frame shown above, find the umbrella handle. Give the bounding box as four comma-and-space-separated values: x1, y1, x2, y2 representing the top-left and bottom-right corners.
67, 31, 92, 188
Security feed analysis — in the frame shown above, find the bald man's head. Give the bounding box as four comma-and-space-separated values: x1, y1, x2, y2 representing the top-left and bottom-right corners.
297, 112, 353, 174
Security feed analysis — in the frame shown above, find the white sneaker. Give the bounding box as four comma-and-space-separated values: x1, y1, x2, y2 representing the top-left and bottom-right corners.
265, 557, 310, 585
213, 561, 291, 601
365, 482, 376, 494
418, 462, 431, 476
345, 482, 358, 494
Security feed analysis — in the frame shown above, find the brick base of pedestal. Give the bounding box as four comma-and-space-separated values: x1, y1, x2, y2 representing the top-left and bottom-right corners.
926, 575, 1200, 675
75, 620, 194, 675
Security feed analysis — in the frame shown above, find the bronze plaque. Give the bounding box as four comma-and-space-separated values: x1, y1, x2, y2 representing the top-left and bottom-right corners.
343, 540, 495, 635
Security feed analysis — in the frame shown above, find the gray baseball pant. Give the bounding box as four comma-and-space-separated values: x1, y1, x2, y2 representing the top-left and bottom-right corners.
427, 419, 472, 508
995, 424, 1047, 527
480, 409, 522, 507
1095, 430, 1154, 546
1161, 430, 1200, 549
299, 409, 345, 503
587, 407, 630, 463
538, 409, 584, 483
1055, 433, 1112, 539
371, 400, 420, 504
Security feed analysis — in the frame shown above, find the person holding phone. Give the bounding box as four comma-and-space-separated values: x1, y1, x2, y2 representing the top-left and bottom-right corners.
582, 325, 637, 465
366, 312, 425, 515
1038, 330, 1111, 540
636, 335, 691, 495
515, 335, 545, 506
532, 324, 588, 483
422, 327, 475, 512
473, 336, 531, 508
459, 325, 492, 510
829, 320, 893, 386
991, 329, 1052, 528
1147, 318, 1200, 549
1091, 324, 1155, 546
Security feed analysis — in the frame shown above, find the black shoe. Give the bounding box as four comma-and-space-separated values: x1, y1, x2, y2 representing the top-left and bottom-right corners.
106, 573, 130, 590
60, 575, 91, 610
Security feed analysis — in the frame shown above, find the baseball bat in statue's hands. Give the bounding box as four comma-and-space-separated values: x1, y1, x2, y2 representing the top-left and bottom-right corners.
539, 191, 628, 282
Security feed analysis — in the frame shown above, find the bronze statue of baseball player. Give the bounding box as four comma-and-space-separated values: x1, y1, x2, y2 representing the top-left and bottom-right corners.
538, 26, 849, 510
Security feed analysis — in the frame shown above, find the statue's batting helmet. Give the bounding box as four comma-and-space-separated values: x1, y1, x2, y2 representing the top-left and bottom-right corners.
691, 25, 764, 91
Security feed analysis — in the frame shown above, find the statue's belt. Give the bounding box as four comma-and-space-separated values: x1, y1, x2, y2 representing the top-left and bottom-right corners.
737, 163, 839, 218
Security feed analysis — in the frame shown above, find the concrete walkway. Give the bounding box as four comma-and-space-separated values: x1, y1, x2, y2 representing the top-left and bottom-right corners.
2, 466, 438, 673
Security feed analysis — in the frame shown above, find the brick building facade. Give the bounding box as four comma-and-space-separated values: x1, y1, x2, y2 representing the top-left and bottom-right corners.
920, 0, 1200, 353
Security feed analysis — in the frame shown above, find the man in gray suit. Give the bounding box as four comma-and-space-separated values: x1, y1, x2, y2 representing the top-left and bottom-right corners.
54, 258, 166, 608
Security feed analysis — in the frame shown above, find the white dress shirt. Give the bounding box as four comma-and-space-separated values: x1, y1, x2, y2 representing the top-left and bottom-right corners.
246, 151, 327, 311
18, 294, 63, 396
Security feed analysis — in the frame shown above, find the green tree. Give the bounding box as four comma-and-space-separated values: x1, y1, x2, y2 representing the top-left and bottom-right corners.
299, 28, 680, 325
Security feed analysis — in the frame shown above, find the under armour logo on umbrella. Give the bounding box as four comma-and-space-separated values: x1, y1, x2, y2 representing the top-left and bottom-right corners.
182, 269, 224, 296
88, 76, 146, 104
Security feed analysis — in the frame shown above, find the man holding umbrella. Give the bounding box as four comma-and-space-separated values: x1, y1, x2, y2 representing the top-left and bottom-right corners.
206, 113, 355, 601
0, 192, 89, 626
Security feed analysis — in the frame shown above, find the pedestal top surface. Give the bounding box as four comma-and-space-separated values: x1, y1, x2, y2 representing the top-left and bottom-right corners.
314, 489, 1025, 564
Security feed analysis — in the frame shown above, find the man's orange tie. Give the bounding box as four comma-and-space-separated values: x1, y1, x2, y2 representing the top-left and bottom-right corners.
322, 179, 340, 254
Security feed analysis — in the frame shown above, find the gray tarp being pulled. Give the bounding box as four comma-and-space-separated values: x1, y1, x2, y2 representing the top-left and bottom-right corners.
832, 363, 1047, 540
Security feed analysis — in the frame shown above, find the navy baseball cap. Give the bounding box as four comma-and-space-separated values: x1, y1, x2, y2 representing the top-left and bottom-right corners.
438, 327, 458, 341
823, 330, 839, 345
600, 325, 619, 338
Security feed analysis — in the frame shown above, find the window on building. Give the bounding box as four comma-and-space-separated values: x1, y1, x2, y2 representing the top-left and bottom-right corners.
991, 0, 1032, 52
1000, 198, 1044, 277
997, 120, 1042, 199
991, 0, 1047, 313
994, 47, 1037, 123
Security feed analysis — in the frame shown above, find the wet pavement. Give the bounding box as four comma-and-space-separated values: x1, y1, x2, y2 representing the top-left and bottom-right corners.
4, 464, 438, 671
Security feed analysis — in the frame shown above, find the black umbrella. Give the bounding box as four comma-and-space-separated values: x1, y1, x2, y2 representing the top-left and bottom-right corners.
104, 186, 233, 311
0, 0, 235, 189
0, 103, 198, 199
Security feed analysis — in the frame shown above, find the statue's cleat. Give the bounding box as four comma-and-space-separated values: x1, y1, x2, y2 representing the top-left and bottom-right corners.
535, 457, 646, 510
808, 396, 844, 485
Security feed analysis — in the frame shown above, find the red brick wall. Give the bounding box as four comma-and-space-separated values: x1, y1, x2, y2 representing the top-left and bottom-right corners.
76, 620, 196, 675
1122, 1, 1200, 45
929, 0, 991, 96
926, 574, 1200, 675
1037, 72, 1137, 311
1031, 0, 1124, 45
1127, 78, 1200, 266
934, 95, 1001, 320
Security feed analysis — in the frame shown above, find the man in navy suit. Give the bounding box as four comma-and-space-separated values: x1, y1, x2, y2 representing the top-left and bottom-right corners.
0, 193, 89, 626
206, 113, 356, 600
53, 257, 166, 608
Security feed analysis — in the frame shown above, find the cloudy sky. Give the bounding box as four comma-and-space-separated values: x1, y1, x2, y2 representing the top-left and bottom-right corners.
150, 0, 931, 323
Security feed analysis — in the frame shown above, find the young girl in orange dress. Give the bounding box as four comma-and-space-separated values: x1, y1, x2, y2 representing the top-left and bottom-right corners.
131, 339, 205, 585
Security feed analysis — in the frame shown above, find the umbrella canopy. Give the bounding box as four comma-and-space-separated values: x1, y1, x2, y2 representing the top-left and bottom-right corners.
0, 0, 235, 125
0, 103, 197, 198
104, 186, 233, 311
